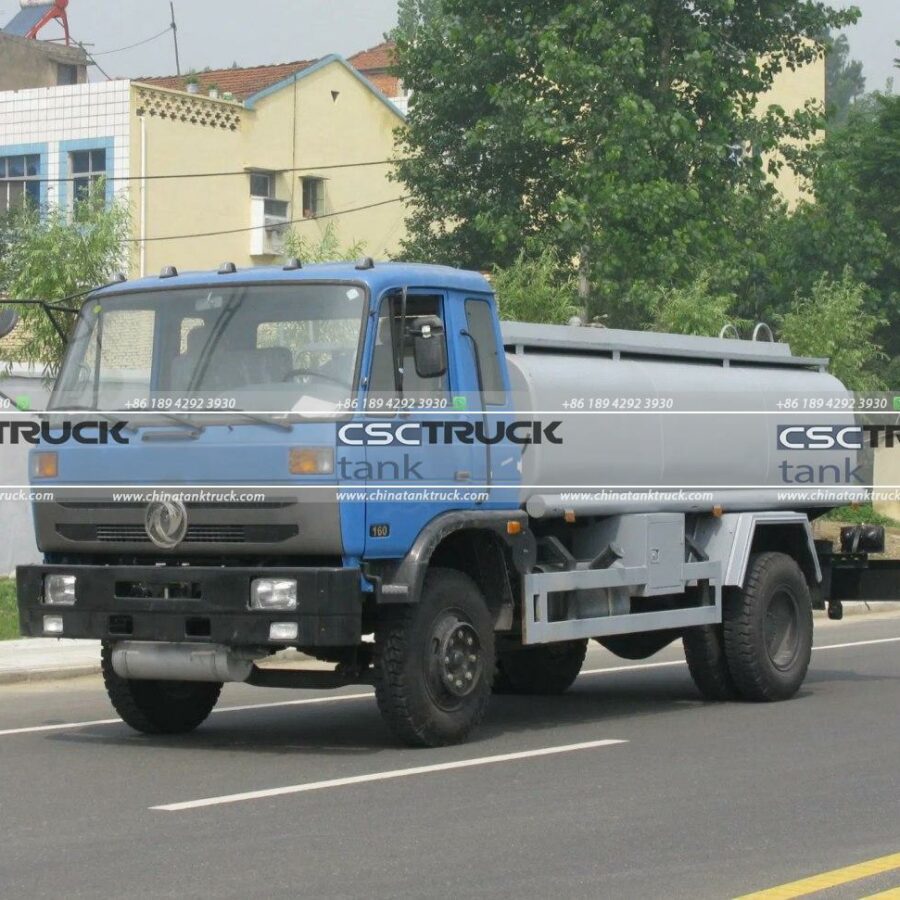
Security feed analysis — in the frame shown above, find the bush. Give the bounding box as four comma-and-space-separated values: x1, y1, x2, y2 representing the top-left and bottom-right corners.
492, 249, 580, 324
650, 273, 745, 337
778, 270, 886, 390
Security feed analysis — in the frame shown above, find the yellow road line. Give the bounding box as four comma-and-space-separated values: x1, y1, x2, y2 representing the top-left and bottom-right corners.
736, 852, 900, 899
859, 888, 900, 899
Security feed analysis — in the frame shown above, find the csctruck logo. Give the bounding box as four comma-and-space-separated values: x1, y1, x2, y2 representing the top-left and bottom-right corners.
777, 425, 864, 451
337, 420, 563, 446
0, 421, 131, 445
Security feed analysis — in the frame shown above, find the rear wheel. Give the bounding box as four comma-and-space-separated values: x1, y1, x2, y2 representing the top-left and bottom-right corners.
723, 552, 813, 701
374, 568, 494, 747
101, 643, 222, 735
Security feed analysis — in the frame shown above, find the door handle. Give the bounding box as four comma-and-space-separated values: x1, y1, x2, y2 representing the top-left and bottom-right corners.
455, 470, 472, 482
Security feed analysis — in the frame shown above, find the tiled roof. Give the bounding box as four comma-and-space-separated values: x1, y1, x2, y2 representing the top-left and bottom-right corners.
137, 40, 400, 103
138, 59, 316, 100
347, 40, 396, 73
347, 40, 400, 98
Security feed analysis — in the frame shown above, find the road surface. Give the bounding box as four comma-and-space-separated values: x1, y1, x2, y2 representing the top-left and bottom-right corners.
1, 613, 898, 898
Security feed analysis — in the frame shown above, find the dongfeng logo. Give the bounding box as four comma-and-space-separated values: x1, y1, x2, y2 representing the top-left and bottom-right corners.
144, 500, 189, 549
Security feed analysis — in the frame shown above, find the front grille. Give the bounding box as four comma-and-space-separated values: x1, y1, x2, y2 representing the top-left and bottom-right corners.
57, 524, 298, 544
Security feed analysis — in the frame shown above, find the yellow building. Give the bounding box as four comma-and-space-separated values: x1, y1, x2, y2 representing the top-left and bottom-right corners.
134, 55, 408, 275
759, 49, 826, 206
0, 54, 408, 278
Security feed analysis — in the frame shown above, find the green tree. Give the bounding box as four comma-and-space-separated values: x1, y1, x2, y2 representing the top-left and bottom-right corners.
824, 32, 866, 128
0, 188, 131, 374
392, 0, 442, 43
492, 248, 580, 324
281, 222, 366, 264
392, 0, 858, 326
650, 273, 744, 337
778, 271, 885, 390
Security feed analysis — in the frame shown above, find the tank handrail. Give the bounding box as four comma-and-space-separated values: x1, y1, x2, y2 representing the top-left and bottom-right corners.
752, 322, 775, 342
718, 323, 741, 340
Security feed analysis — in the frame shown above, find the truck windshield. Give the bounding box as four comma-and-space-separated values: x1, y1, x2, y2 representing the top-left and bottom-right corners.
49, 283, 367, 413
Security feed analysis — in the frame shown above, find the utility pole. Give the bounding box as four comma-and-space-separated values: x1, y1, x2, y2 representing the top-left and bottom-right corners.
170, 2, 181, 76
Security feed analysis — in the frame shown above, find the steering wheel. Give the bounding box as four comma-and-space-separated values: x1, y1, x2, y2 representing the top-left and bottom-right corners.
282, 367, 351, 388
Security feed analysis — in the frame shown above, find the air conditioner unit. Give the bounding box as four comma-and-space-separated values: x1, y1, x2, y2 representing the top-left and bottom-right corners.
250, 197, 290, 257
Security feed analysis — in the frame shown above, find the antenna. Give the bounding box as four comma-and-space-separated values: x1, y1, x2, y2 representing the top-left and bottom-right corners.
169, 1, 181, 76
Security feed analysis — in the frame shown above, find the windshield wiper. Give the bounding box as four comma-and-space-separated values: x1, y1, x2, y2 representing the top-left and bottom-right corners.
227, 410, 293, 432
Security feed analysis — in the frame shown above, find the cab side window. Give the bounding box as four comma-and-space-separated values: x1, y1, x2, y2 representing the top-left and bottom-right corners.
369, 295, 449, 399
465, 299, 505, 405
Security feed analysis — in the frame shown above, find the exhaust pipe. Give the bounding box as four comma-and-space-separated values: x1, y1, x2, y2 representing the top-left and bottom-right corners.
111, 642, 262, 683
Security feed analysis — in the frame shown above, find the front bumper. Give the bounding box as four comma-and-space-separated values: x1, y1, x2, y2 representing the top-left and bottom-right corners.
16, 564, 363, 647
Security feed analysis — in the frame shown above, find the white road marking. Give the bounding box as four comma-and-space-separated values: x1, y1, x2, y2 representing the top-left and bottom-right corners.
2, 634, 898, 739
150, 739, 629, 811
0, 691, 374, 737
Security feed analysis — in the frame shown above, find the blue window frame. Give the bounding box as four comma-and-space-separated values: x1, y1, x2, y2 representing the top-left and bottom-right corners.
0, 153, 41, 214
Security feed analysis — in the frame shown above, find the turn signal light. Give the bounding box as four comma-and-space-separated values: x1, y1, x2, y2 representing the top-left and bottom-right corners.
32, 451, 58, 479
289, 447, 334, 475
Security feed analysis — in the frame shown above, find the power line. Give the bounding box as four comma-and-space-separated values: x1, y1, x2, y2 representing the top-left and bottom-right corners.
91, 27, 172, 57
124, 195, 407, 243
26, 158, 408, 185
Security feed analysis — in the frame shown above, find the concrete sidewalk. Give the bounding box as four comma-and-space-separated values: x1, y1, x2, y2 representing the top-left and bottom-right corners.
0, 638, 100, 684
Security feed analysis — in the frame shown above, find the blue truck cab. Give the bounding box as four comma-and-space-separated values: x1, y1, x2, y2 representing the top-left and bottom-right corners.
14, 261, 535, 745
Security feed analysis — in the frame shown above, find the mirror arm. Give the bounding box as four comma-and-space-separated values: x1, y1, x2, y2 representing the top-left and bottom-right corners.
4, 299, 78, 342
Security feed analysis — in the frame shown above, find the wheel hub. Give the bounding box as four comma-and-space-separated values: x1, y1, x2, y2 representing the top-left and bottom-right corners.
436, 620, 482, 697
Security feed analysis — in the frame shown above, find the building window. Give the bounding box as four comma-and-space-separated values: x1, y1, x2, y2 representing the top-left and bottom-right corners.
0, 154, 41, 215
301, 177, 325, 218
57, 64, 79, 86
71, 149, 107, 217
249, 172, 273, 198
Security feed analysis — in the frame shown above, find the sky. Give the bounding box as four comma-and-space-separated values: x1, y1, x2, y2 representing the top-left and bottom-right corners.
0, 0, 896, 90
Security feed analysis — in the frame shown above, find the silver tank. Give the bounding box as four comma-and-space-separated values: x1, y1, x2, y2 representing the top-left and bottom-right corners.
501, 322, 864, 517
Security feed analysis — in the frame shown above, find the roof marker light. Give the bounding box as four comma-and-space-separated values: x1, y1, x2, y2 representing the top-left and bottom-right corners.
159, 266, 178, 279
283, 258, 303, 271
113, 272, 127, 283
355, 256, 375, 271
218, 262, 237, 275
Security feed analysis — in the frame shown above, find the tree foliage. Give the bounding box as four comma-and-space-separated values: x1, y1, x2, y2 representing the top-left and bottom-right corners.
778, 271, 885, 390
0, 190, 131, 374
650, 273, 744, 337
824, 32, 866, 128
281, 222, 366, 264
492, 248, 579, 324
393, 0, 858, 326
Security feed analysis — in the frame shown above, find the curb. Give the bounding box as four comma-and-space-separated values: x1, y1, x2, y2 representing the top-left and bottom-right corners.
0, 664, 100, 686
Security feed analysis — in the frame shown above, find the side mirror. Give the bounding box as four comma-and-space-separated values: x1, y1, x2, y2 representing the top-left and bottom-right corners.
410, 315, 447, 379
0, 309, 20, 340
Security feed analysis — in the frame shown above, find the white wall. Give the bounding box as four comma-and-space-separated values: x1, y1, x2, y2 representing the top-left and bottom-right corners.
0, 79, 131, 208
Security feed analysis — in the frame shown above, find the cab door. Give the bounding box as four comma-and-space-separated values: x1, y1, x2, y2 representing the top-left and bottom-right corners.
357, 290, 487, 558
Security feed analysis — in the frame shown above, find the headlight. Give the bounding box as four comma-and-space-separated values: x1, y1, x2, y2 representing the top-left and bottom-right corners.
44, 574, 77, 606
32, 451, 58, 479
289, 447, 334, 475
250, 578, 297, 610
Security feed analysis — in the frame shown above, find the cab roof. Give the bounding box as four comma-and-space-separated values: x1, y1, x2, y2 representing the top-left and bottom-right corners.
94, 262, 493, 299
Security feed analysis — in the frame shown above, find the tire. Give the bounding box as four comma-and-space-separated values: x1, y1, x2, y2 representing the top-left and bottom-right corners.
596, 630, 679, 660
683, 624, 739, 701
101, 643, 222, 735
494, 640, 587, 695
374, 568, 494, 747
722, 552, 813, 702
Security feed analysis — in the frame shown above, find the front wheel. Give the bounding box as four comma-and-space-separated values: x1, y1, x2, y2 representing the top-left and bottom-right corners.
723, 552, 813, 702
374, 568, 494, 747
101, 643, 222, 735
